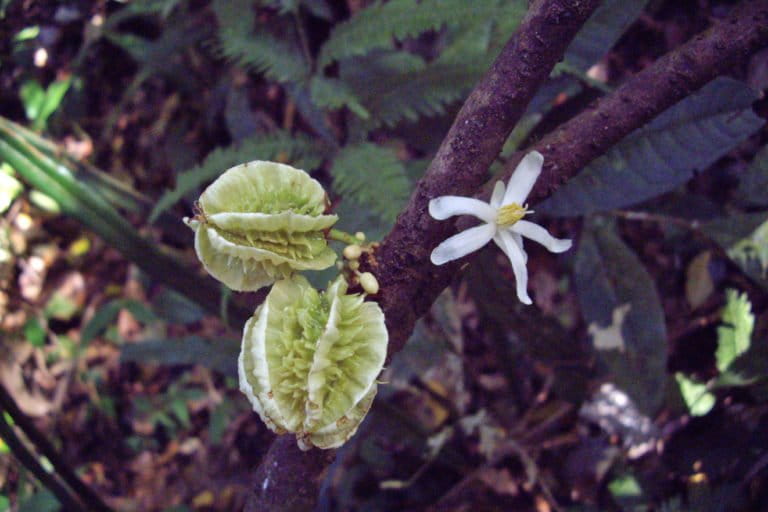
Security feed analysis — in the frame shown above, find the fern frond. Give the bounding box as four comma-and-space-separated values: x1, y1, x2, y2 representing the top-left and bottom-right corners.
318, 0, 500, 68
211, 0, 309, 83
331, 143, 410, 224
310, 76, 370, 119
150, 131, 326, 222
339, 23, 493, 128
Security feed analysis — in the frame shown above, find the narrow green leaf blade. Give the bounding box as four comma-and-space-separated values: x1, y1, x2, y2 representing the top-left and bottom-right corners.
716, 289, 754, 373
120, 336, 239, 376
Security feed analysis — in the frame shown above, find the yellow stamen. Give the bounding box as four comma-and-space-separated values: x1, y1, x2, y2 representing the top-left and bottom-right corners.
497, 203, 528, 227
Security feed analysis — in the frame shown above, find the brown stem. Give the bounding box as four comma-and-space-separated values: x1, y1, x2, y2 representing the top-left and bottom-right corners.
519, 0, 768, 202
244, 0, 601, 509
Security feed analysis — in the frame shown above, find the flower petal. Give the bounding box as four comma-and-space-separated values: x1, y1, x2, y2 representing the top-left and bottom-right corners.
503, 151, 543, 205
493, 232, 526, 263
429, 196, 497, 223
430, 223, 495, 265
510, 220, 572, 253
498, 229, 532, 305
490, 181, 506, 209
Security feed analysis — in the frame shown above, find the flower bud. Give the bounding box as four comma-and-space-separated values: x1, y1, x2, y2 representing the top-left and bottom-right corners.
238, 274, 388, 450
184, 161, 338, 291
359, 272, 379, 295
343, 244, 362, 260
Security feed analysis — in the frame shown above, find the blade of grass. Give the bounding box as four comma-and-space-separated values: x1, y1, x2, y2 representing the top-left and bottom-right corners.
0, 386, 113, 512
0, 125, 250, 325
0, 411, 87, 512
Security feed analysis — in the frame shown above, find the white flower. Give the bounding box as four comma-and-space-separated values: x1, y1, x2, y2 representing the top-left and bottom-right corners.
429, 151, 572, 305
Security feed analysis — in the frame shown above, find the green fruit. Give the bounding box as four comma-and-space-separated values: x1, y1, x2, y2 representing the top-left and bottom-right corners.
239, 275, 388, 450
185, 161, 338, 291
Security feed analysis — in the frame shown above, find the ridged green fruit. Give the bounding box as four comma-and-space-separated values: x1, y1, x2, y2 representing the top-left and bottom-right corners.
184, 161, 338, 291
239, 274, 388, 450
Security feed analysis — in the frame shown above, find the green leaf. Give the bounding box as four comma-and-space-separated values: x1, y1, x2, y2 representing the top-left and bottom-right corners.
19, 80, 45, 121
208, 401, 235, 445
151, 289, 205, 325
212, 0, 309, 83
331, 143, 410, 225
702, 213, 768, 289
737, 144, 768, 207
675, 373, 716, 417
150, 130, 324, 221
14, 26, 40, 42
608, 472, 645, 510
81, 299, 157, 344
169, 397, 191, 428
34, 77, 71, 131
44, 293, 79, 321
540, 78, 765, 216
716, 289, 754, 373
309, 76, 370, 119
564, 0, 649, 71
318, 0, 502, 68
575, 218, 667, 415
339, 20, 499, 129
120, 335, 239, 376
23, 317, 46, 347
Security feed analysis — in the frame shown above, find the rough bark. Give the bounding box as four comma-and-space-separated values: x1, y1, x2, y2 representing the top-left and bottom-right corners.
245, 1, 768, 511
244, 436, 335, 512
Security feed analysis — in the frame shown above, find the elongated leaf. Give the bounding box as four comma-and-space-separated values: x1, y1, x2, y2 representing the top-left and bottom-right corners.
331, 143, 410, 225
575, 217, 667, 415
540, 78, 764, 216
121, 336, 239, 376
81, 299, 157, 344
675, 373, 715, 417
150, 130, 325, 221
565, 0, 649, 71
716, 289, 754, 372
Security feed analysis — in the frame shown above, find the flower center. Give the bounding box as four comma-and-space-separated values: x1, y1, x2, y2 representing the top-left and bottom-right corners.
496, 203, 528, 227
